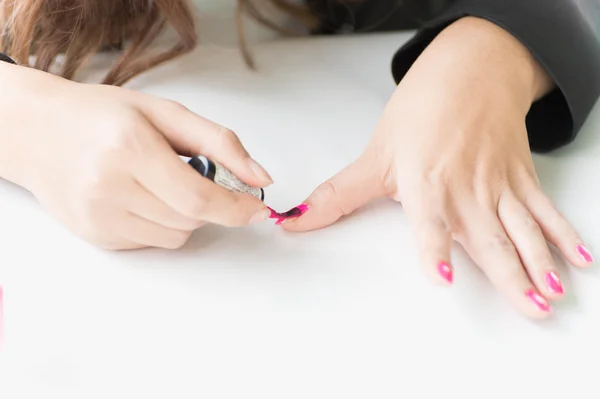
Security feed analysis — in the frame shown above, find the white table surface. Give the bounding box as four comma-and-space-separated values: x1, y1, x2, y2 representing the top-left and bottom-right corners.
1, 32, 599, 398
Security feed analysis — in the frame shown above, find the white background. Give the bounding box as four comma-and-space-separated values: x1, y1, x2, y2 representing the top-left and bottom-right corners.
1, 30, 599, 398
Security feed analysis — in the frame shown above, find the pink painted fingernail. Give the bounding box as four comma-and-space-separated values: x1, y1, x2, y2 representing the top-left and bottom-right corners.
577, 245, 594, 263
296, 204, 310, 214
525, 289, 551, 312
545, 271, 564, 295
269, 204, 310, 225
267, 207, 285, 225
437, 262, 453, 284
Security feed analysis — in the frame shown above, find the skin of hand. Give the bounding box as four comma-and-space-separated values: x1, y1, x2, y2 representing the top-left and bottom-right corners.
283, 16, 594, 319
0, 62, 273, 250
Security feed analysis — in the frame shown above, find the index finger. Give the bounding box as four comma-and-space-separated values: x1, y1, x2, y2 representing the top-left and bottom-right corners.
138, 96, 272, 188
132, 133, 269, 227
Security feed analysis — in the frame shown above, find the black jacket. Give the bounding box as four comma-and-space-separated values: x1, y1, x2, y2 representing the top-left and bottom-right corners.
310, 0, 600, 153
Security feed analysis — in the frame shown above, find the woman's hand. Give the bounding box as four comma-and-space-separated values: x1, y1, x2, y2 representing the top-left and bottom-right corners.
283, 17, 594, 319
0, 63, 273, 250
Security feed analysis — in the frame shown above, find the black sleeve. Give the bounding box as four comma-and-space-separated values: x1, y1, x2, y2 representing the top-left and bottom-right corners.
390, 0, 600, 153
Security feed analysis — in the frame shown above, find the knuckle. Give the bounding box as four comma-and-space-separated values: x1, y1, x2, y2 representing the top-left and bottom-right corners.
446, 213, 465, 236
316, 181, 349, 216
218, 126, 237, 140
521, 212, 539, 230
165, 99, 189, 113
490, 232, 515, 252
317, 180, 337, 199
217, 127, 243, 148
428, 216, 447, 232
420, 167, 447, 187
94, 115, 146, 162
111, 116, 147, 154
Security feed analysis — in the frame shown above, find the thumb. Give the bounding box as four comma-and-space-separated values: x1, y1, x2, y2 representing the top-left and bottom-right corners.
282, 155, 389, 232
140, 97, 273, 188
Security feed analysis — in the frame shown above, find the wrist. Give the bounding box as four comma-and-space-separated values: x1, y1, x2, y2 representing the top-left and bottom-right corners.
410, 16, 554, 105
0, 62, 51, 190
455, 17, 554, 101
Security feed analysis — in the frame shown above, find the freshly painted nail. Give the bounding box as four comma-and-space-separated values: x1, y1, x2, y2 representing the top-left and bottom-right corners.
577, 245, 594, 263
250, 208, 271, 224
279, 204, 310, 225
545, 271, 564, 295
248, 159, 273, 185
437, 262, 453, 284
525, 289, 551, 312
267, 207, 285, 225
268, 204, 310, 225
296, 204, 310, 214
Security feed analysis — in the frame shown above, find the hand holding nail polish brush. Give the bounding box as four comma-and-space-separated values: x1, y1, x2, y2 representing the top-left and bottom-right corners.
186, 155, 310, 225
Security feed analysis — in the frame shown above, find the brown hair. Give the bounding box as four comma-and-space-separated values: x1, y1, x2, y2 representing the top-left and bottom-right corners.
0, 0, 318, 86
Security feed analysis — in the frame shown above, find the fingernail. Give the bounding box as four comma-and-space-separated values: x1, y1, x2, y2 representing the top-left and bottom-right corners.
274, 203, 310, 225
295, 204, 310, 214
545, 271, 564, 295
250, 208, 271, 224
268, 208, 286, 225
437, 262, 453, 284
281, 204, 310, 223
525, 289, 551, 312
577, 245, 594, 263
248, 159, 273, 185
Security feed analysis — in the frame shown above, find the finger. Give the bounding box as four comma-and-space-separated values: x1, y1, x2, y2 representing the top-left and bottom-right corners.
118, 212, 192, 250
282, 154, 388, 232
408, 209, 454, 286
498, 193, 565, 300
522, 188, 594, 268
140, 98, 273, 188
460, 206, 552, 319
131, 130, 270, 227
125, 180, 206, 231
